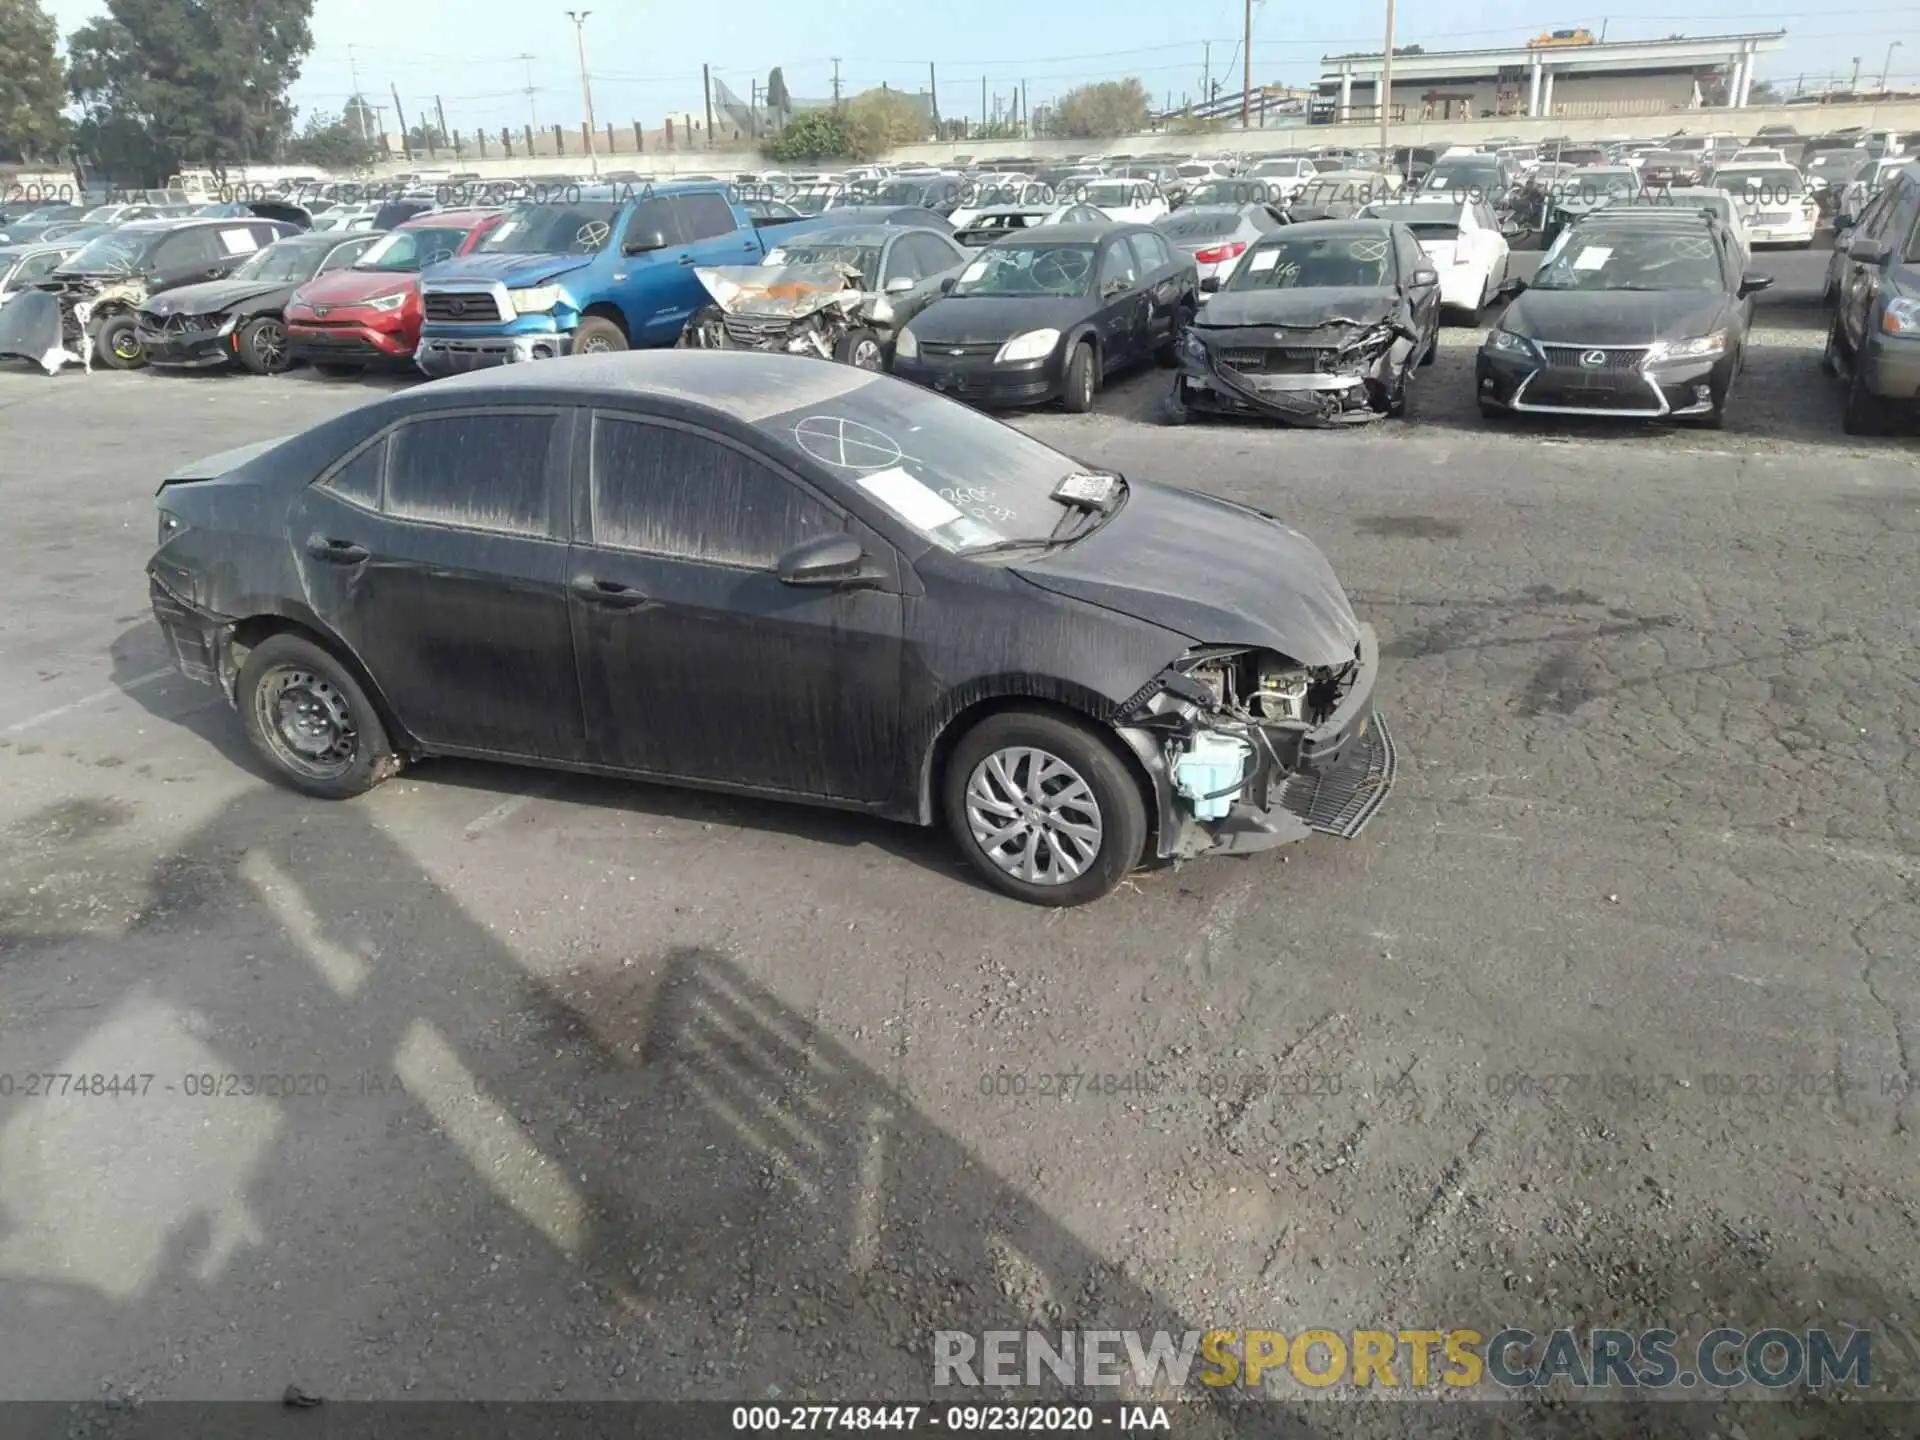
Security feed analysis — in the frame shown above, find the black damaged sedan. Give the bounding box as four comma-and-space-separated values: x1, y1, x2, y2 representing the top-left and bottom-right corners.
1168, 220, 1441, 426
138, 230, 385, 374
1476, 210, 1770, 428
147, 351, 1393, 907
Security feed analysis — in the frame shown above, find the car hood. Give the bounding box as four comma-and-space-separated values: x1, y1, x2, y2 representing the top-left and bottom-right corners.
1504, 287, 1732, 344
143, 279, 295, 316
293, 270, 421, 306
906, 293, 1093, 345
1013, 478, 1362, 666
422, 252, 596, 286
1194, 286, 1399, 332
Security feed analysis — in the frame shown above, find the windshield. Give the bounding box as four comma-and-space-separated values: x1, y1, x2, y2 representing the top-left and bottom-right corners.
1292, 179, 1393, 217
1227, 232, 1393, 290
1555, 169, 1639, 201
61, 232, 148, 273
951, 243, 1095, 297
1711, 168, 1805, 201
476, 201, 619, 254
1530, 229, 1723, 291
1424, 164, 1501, 193
231, 241, 326, 283
763, 241, 883, 284
355, 226, 469, 272
755, 378, 1092, 553
80, 205, 126, 222
788, 188, 838, 215
1806, 150, 1867, 176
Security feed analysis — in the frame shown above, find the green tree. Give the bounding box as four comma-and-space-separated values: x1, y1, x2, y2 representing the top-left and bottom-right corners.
287, 110, 375, 169
761, 107, 865, 162
342, 94, 380, 141
405, 122, 449, 154
1046, 79, 1150, 139
67, 0, 315, 183
844, 86, 924, 152
0, 0, 68, 162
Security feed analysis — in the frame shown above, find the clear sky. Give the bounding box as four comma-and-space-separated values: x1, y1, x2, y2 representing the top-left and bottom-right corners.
39, 0, 1919, 139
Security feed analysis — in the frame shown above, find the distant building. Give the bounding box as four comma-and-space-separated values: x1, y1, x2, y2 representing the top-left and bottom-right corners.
1312, 31, 1786, 124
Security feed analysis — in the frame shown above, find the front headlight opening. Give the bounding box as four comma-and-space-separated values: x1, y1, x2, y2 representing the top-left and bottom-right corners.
507, 285, 561, 315
363, 292, 408, 313
1883, 298, 1920, 335
1646, 330, 1726, 362
894, 326, 918, 358
995, 327, 1061, 363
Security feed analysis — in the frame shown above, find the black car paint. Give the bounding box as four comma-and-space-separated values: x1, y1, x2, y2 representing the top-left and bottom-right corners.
146, 351, 1378, 864
137, 235, 380, 369
892, 222, 1198, 407
1173, 221, 1441, 425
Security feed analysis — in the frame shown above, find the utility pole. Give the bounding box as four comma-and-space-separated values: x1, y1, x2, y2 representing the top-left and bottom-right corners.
1380, 0, 1396, 164
982, 75, 988, 134
1021, 80, 1029, 138
1241, 0, 1252, 127
930, 62, 940, 133
831, 58, 842, 106
347, 44, 367, 140
520, 53, 538, 133
565, 11, 598, 176
435, 95, 450, 152
1881, 41, 1903, 91
702, 64, 715, 148
1848, 55, 1861, 91
1203, 41, 1211, 111
391, 83, 411, 158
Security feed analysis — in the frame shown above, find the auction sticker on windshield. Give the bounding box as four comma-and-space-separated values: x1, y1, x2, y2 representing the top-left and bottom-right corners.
1572, 246, 1612, 270
1248, 250, 1281, 272
959, 260, 988, 283
858, 466, 965, 531
219, 230, 259, 255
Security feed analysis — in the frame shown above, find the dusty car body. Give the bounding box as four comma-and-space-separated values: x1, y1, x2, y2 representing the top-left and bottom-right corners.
1170, 220, 1440, 426
145, 350, 1392, 907
680, 225, 971, 370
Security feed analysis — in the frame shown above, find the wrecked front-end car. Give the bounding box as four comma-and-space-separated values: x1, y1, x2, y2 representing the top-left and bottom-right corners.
0, 274, 150, 372
681, 261, 896, 371
1166, 220, 1439, 427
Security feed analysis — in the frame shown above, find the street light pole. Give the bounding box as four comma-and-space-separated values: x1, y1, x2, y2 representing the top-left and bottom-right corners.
1379, 0, 1396, 165
565, 11, 599, 177
1240, 0, 1252, 129
1880, 41, 1903, 91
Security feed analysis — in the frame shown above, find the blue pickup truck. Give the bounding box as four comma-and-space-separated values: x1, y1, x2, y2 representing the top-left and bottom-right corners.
414, 182, 764, 374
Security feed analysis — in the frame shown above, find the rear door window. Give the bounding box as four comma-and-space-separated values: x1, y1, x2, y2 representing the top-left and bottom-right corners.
319, 437, 386, 510
619, 197, 682, 251
672, 192, 739, 241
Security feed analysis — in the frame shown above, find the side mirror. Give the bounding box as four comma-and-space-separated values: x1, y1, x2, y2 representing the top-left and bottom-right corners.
1199, 275, 1222, 293
1846, 236, 1891, 265
777, 533, 881, 588
1832, 212, 1854, 233
621, 229, 669, 255
884, 275, 915, 293
939, 275, 956, 293
1737, 273, 1774, 297
1495, 277, 1527, 301
1103, 277, 1132, 297
1410, 267, 1439, 288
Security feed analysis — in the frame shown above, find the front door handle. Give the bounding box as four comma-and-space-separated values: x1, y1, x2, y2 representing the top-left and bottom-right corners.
305, 535, 369, 564
570, 575, 648, 608
677, 254, 696, 266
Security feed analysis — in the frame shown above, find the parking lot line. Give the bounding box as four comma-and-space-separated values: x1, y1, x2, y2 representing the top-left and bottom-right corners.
2, 668, 175, 735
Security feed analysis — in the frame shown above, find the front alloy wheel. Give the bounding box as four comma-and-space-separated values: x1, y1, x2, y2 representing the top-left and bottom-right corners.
965, 747, 1104, 886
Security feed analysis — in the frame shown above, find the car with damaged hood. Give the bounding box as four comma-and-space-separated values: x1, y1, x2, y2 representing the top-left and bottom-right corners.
953, 203, 1108, 248
890, 221, 1198, 412
1477, 210, 1768, 429
1167, 220, 1440, 427
136, 230, 387, 375
282, 209, 503, 375
678, 225, 972, 371
145, 350, 1392, 907
0, 212, 300, 373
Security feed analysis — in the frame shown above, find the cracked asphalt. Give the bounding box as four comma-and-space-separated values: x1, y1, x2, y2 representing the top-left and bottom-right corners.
0, 244, 1916, 1438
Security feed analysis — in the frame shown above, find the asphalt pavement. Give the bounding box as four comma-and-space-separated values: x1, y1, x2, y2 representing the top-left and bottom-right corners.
0, 242, 1916, 1436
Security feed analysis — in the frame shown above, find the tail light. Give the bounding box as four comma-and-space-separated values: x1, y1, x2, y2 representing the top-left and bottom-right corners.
1193, 241, 1247, 265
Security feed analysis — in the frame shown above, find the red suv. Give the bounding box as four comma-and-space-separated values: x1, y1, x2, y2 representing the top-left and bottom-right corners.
285, 209, 501, 373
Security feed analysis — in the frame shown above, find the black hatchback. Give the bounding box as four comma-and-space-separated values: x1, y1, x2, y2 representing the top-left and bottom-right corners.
889, 222, 1199, 411
146, 351, 1393, 908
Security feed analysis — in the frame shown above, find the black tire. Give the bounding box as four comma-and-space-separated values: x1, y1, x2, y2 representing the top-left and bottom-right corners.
1478, 398, 1503, 420
1842, 362, 1887, 436
95, 313, 146, 370
942, 709, 1148, 907
1819, 318, 1842, 378
1061, 340, 1097, 413
833, 327, 886, 371
1420, 329, 1437, 367
573, 315, 627, 355
1155, 303, 1195, 367
236, 632, 397, 800
311, 361, 365, 378
237, 315, 290, 375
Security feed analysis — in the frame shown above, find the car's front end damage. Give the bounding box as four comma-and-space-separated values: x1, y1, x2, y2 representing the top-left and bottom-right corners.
0, 273, 149, 372
1112, 627, 1393, 859
681, 263, 892, 361
1174, 306, 1413, 426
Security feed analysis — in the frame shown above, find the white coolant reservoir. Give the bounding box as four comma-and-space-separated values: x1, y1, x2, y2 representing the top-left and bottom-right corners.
1172, 732, 1253, 821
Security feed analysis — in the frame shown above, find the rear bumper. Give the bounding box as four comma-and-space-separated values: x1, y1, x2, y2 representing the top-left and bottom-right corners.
415, 331, 573, 376
148, 575, 232, 696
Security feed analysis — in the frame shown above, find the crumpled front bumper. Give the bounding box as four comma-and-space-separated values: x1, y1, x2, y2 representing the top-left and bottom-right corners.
416, 331, 573, 375
1174, 347, 1392, 427
1115, 624, 1394, 860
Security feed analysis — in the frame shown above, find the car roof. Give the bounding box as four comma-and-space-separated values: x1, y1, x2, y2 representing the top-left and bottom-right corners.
779, 226, 896, 245
0, 240, 79, 258
398, 208, 497, 228
991, 221, 1136, 243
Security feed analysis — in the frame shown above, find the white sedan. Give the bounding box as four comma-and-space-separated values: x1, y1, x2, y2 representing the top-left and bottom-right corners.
1070, 179, 1171, 225
1707, 164, 1819, 248
1358, 196, 1510, 318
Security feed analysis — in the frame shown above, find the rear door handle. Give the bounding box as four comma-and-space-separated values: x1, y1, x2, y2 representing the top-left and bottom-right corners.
570, 575, 648, 608
305, 535, 369, 564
